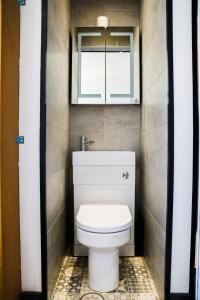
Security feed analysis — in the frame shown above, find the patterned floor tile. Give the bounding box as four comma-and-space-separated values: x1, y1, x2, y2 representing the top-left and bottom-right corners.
51, 257, 159, 300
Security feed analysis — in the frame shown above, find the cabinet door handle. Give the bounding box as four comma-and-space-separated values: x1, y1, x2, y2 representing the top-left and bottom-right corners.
122, 171, 129, 179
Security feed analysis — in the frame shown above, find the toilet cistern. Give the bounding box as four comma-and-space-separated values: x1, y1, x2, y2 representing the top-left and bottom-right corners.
81, 135, 95, 151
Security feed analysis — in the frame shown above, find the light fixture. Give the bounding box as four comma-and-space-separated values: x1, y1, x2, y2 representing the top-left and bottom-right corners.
97, 16, 108, 28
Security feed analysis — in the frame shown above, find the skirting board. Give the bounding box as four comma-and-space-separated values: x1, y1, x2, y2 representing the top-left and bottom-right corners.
170, 293, 194, 300
20, 292, 43, 300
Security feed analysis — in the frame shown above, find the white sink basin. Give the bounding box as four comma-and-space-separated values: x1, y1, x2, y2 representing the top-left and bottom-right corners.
72, 151, 135, 166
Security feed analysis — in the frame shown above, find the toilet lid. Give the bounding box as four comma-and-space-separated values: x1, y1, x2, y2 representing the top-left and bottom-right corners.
76, 204, 132, 233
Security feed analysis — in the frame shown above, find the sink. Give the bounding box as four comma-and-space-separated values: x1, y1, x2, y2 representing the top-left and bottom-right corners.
72, 151, 135, 166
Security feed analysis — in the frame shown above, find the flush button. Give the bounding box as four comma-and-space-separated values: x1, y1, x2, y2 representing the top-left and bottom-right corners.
122, 172, 129, 179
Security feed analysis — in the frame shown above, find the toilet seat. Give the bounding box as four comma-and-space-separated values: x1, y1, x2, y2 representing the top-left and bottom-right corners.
76, 204, 132, 234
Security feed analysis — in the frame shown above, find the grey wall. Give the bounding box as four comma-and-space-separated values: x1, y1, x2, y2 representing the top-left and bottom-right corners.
70, 0, 141, 229
46, 0, 70, 298
70, 106, 140, 154
71, 0, 139, 27
140, 0, 168, 299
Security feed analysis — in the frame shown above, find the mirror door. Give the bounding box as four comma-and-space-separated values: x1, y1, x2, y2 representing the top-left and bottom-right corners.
106, 29, 133, 104
78, 30, 106, 104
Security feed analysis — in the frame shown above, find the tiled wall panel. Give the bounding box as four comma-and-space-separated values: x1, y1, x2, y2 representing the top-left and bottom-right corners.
46, 0, 70, 298
140, 0, 168, 298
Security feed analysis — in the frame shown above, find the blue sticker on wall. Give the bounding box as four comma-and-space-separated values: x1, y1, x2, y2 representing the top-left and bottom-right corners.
16, 136, 24, 144
17, 0, 26, 5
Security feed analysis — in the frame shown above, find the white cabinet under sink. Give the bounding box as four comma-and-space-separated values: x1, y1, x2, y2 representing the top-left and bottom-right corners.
73, 151, 136, 256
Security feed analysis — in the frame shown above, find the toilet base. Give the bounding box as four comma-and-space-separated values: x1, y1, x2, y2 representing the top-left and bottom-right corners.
88, 247, 119, 293
74, 244, 135, 256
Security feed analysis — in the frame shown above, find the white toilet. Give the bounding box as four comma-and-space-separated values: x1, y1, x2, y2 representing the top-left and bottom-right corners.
76, 204, 132, 292
73, 151, 135, 292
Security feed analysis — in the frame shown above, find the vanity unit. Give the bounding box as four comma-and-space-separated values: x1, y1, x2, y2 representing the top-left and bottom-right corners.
73, 151, 135, 257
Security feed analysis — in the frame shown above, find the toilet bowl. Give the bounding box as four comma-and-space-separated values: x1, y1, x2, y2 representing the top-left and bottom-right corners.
76, 204, 132, 292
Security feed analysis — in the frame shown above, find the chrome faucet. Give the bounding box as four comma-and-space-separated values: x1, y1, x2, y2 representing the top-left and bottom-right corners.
81, 136, 95, 151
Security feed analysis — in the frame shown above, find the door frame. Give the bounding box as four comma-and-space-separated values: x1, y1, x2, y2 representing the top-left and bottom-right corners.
165, 0, 199, 299
40, 0, 48, 298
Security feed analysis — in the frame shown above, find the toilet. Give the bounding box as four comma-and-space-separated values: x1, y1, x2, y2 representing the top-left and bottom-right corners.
73, 151, 135, 292
76, 204, 132, 292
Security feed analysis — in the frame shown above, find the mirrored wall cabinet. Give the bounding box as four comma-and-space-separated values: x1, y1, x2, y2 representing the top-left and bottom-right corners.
71, 27, 140, 105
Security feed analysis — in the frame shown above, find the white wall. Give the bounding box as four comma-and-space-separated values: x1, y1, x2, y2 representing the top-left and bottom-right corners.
19, 0, 42, 292
170, 0, 193, 293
